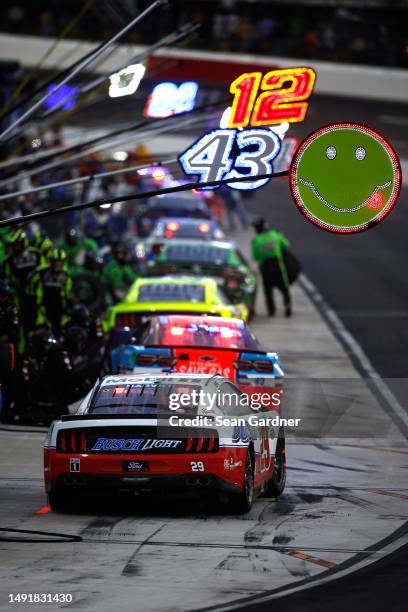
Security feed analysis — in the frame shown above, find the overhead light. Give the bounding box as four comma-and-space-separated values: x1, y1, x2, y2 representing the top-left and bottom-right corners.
109, 63, 145, 98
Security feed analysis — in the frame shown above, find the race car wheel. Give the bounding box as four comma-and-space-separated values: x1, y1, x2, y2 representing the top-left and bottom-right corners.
263, 435, 286, 497
226, 451, 254, 514
48, 490, 72, 513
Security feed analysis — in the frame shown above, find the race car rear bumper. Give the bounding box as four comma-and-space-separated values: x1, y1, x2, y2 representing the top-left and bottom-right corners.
49, 472, 242, 496
45, 448, 248, 496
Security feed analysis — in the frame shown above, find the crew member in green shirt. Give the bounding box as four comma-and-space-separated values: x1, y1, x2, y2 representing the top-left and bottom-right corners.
59, 229, 98, 274
103, 243, 137, 304
251, 218, 292, 317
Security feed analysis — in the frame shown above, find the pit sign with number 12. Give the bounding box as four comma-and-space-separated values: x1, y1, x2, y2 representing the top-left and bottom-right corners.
228, 67, 315, 128
178, 67, 315, 191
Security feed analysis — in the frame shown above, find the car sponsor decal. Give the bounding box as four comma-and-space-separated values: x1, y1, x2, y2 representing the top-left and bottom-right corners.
90, 438, 183, 452
177, 363, 232, 377
102, 376, 158, 385
70, 458, 80, 472
123, 460, 149, 472
224, 458, 243, 470
174, 348, 237, 378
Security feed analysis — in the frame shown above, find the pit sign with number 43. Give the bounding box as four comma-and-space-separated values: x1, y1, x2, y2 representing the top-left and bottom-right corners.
179, 127, 281, 191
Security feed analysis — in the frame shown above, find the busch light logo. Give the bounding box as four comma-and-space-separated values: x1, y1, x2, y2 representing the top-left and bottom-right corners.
91, 437, 182, 451
91, 438, 144, 451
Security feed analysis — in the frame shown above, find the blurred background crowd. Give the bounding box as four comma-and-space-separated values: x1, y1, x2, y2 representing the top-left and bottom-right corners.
0, 129, 249, 424
3, 0, 408, 68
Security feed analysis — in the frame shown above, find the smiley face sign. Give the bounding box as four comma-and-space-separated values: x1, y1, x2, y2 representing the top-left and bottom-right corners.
289, 123, 401, 233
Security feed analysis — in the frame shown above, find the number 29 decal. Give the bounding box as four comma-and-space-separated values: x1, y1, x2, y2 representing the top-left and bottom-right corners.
178, 128, 281, 191
229, 67, 315, 128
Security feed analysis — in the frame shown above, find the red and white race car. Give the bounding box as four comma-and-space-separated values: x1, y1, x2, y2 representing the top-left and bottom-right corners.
44, 373, 286, 514
108, 315, 284, 406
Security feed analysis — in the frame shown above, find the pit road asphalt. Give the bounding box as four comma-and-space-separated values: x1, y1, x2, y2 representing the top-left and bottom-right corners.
225, 94, 408, 612
0, 93, 407, 612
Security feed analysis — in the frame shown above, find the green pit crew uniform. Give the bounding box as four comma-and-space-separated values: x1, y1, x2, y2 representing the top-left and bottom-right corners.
251, 229, 291, 316
103, 259, 137, 304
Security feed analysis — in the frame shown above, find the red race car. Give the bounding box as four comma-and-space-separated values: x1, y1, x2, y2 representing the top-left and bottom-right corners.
108, 315, 283, 408
44, 373, 286, 513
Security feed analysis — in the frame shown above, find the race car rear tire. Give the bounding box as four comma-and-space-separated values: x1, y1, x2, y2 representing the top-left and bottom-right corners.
263, 435, 286, 497
48, 490, 73, 513
224, 451, 254, 514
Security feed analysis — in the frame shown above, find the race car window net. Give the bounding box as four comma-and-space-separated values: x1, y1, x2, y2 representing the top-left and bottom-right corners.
162, 244, 233, 266
142, 320, 259, 350
137, 283, 205, 303
89, 383, 216, 415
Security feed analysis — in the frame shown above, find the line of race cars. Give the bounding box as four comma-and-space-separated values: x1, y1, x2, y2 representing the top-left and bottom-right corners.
45, 181, 287, 514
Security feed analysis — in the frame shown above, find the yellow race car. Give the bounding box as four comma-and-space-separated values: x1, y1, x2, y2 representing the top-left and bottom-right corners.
105, 276, 249, 330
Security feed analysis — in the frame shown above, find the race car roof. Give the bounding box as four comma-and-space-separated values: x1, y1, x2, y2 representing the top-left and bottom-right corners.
152, 314, 246, 326
123, 275, 219, 304
135, 275, 217, 286
159, 238, 234, 249
153, 240, 240, 268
